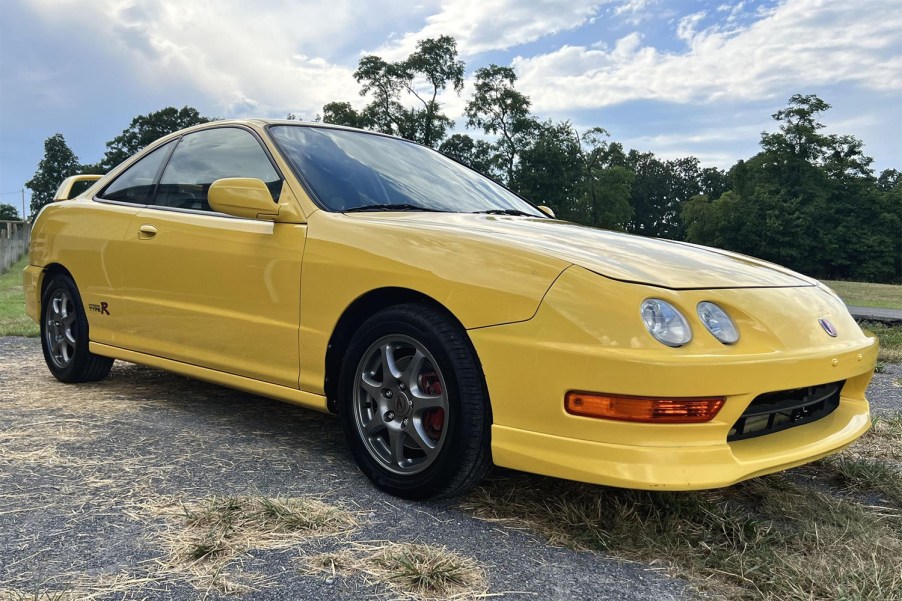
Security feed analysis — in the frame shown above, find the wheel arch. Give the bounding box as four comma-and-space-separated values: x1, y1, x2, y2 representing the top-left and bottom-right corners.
41, 263, 75, 290
36, 263, 75, 316
323, 286, 484, 412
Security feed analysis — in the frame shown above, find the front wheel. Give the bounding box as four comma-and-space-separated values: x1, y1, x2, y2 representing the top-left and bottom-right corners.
338, 304, 492, 499
40, 273, 113, 383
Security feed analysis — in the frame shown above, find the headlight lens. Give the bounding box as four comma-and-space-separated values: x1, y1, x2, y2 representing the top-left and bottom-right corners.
640, 299, 692, 347
697, 301, 739, 344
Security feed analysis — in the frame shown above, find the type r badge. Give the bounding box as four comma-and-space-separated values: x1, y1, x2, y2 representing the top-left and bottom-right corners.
89, 302, 110, 315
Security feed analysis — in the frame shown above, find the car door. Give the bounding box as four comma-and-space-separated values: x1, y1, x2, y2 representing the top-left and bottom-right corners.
117, 126, 305, 387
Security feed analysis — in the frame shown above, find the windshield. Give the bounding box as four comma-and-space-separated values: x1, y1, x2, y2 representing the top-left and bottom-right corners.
268, 125, 545, 216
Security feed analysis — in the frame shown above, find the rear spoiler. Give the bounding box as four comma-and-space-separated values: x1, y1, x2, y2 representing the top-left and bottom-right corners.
53, 174, 103, 201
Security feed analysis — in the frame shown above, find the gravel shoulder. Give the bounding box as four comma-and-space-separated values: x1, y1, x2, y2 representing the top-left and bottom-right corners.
0, 336, 692, 600
2, 337, 900, 600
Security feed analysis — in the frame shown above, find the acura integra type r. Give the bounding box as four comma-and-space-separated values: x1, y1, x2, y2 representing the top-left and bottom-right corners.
25, 120, 877, 499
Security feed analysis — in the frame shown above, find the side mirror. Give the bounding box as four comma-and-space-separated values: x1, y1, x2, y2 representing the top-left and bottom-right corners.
208, 178, 280, 220
538, 205, 556, 218
54, 174, 103, 201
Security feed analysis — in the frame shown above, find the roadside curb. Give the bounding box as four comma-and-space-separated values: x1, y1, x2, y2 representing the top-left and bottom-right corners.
849, 305, 902, 325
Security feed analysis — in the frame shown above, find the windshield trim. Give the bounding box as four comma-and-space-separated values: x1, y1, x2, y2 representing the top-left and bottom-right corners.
264, 123, 548, 217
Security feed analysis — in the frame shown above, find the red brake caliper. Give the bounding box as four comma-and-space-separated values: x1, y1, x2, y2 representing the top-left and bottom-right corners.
419, 372, 445, 440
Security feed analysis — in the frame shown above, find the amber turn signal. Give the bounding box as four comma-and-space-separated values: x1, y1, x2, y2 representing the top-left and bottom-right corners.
565, 391, 725, 423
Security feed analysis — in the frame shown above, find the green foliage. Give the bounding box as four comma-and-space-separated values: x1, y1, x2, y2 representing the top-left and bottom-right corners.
339, 36, 464, 148
0, 203, 20, 220
0, 255, 39, 336
25, 133, 81, 217
90, 106, 211, 172
320, 101, 370, 129
684, 94, 901, 282
465, 64, 537, 186
26, 107, 211, 219
437, 134, 497, 177
514, 120, 582, 216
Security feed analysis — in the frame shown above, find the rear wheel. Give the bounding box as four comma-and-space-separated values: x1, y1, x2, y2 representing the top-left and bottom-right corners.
338, 304, 491, 499
40, 273, 113, 383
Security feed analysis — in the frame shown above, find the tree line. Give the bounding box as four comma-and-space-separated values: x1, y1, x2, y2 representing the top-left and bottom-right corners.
23, 36, 901, 282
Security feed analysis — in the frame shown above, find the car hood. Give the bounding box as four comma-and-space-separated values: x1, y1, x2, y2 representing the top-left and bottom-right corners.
345, 213, 814, 290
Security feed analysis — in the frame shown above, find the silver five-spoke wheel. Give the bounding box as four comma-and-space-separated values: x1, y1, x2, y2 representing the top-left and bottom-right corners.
353, 335, 449, 475
338, 304, 491, 499
45, 289, 77, 369
40, 273, 114, 383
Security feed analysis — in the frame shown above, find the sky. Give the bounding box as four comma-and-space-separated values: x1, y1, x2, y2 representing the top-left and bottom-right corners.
1, 0, 900, 218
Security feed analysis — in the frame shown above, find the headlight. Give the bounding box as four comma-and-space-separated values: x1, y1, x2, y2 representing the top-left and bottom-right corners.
640, 299, 692, 347
697, 301, 739, 344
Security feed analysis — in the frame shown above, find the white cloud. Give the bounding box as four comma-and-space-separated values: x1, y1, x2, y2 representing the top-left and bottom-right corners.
371, 0, 608, 59
512, 0, 902, 112
676, 11, 706, 44
613, 0, 658, 26
19, 0, 421, 118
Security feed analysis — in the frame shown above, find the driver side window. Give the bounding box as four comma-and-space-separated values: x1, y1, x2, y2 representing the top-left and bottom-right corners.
153, 128, 281, 212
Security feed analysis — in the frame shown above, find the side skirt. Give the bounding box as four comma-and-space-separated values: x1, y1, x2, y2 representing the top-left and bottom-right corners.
89, 342, 328, 412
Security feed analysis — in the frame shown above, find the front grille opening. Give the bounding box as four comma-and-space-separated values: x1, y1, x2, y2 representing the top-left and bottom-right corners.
728, 381, 844, 442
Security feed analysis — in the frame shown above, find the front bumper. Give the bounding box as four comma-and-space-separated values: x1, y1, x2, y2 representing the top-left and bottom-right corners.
470, 266, 877, 490
491, 397, 869, 490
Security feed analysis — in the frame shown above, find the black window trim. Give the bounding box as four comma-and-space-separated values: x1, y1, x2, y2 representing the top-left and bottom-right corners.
94, 138, 178, 206
94, 124, 285, 218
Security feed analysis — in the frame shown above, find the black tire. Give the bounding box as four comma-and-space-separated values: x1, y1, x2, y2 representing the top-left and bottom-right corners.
40, 273, 114, 383
338, 304, 492, 499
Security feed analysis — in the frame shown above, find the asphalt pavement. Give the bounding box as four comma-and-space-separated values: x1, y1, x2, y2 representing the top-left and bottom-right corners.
848, 305, 902, 324
0, 336, 690, 601
1, 336, 900, 600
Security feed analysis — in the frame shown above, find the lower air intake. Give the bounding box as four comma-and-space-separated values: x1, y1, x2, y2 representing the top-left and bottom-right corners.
728, 381, 843, 442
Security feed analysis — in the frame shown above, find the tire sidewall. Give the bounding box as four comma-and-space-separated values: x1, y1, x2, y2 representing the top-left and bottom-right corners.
338, 306, 484, 499
40, 274, 90, 383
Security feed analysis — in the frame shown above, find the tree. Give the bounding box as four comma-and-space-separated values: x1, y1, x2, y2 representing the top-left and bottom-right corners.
438, 134, 498, 178
620, 152, 694, 239
681, 93, 900, 282
355, 55, 407, 136
573, 129, 634, 229
26, 134, 81, 216
91, 106, 211, 172
514, 121, 582, 216
342, 36, 464, 147
877, 168, 900, 191
0, 203, 20, 220
465, 65, 537, 186
321, 101, 371, 129
396, 35, 464, 147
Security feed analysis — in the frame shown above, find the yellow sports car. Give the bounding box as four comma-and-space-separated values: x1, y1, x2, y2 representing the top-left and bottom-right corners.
25, 120, 877, 499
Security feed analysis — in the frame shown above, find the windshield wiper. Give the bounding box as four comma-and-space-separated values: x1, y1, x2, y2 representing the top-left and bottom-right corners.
343, 203, 445, 213
472, 208, 536, 217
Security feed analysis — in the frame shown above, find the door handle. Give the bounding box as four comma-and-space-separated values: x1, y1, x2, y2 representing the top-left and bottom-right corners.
138, 224, 157, 239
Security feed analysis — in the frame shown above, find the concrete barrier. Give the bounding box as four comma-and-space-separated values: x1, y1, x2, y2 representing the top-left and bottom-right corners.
0, 221, 31, 274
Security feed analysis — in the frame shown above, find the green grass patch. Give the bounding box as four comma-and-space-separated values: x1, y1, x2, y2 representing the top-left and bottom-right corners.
860, 321, 902, 364
822, 280, 902, 310
0, 255, 38, 337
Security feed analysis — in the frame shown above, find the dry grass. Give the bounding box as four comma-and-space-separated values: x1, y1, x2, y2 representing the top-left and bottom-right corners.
155, 495, 359, 593
0, 574, 163, 601
461, 415, 902, 600
303, 542, 489, 600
